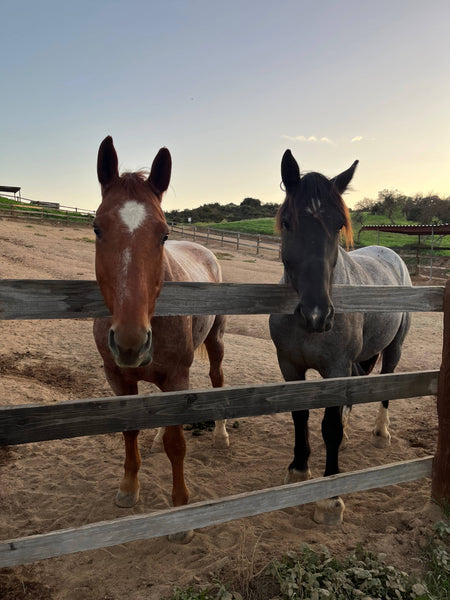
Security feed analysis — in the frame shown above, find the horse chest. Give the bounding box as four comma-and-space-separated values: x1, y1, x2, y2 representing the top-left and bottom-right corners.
269, 313, 363, 376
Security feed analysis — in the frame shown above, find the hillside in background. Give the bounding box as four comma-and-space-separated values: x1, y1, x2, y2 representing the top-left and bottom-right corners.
165, 197, 279, 224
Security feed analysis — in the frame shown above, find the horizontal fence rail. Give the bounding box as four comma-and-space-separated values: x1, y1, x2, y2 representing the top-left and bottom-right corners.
0, 280, 444, 320
0, 457, 432, 567
169, 223, 281, 255
0, 371, 438, 446
0, 206, 93, 225
0, 276, 447, 567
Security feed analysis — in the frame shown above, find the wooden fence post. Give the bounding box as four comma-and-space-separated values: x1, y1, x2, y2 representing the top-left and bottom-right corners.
237, 233, 240, 251
256, 235, 260, 255
432, 279, 450, 506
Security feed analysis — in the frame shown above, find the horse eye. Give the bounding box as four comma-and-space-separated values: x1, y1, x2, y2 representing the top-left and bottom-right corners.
93, 225, 101, 239
281, 218, 290, 231
161, 233, 169, 245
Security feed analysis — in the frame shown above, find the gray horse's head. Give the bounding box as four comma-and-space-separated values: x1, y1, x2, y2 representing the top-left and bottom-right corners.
277, 151, 358, 333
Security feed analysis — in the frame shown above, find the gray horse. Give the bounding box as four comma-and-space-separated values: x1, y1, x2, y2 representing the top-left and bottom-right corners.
269, 150, 411, 525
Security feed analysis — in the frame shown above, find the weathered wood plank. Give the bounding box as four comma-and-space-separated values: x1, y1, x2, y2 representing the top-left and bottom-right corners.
0, 371, 438, 445
432, 279, 450, 504
0, 280, 444, 320
0, 457, 432, 567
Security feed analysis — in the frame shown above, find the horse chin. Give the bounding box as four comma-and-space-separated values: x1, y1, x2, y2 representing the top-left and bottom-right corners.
113, 349, 153, 369
138, 353, 153, 367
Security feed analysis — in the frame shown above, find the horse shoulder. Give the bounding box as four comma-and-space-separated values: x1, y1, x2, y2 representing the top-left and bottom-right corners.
163, 240, 221, 283
338, 246, 411, 286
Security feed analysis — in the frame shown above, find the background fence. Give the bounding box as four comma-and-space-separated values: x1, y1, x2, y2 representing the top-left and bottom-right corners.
169, 223, 450, 278
0, 193, 94, 226
0, 278, 448, 567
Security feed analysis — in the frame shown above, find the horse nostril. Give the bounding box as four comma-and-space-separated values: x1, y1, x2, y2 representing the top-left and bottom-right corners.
143, 330, 152, 352
108, 328, 118, 353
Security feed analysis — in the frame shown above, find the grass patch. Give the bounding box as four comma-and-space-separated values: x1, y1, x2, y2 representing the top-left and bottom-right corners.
63, 236, 95, 243
0, 196, 93, 225
197, 218, 277, 237
197, 213, 450, 258
164, 527, 450, 600
421, 509, 450, 599
214, 252, 234, 260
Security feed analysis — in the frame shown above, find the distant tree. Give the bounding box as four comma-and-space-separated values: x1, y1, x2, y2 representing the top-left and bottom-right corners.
377, 189, 407, 224
240, 197, 261, 208
164, 197, 279, 224
354, 197, 377, 212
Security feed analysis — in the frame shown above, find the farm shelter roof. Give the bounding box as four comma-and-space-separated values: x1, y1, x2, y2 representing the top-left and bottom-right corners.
0, 186, 21, 194
360, 224, 450, 235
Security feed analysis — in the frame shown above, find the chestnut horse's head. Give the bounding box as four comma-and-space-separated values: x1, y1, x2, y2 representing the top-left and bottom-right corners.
277, 150, 357, 333
94, 136, 171, 368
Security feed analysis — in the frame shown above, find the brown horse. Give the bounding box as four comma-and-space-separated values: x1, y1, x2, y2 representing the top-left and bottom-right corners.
93, 136, 227, 541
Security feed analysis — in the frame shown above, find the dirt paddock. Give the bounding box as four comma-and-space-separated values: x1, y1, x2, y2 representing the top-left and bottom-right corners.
0, 219, 446, 599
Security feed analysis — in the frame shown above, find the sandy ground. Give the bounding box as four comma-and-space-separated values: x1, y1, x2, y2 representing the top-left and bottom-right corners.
0, 218, 446, 600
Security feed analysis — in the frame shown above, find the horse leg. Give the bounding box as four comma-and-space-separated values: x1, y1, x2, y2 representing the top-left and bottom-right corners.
163, 424, 193, 543
313, 405, 345, 525
372, 315, 410, 448
314, 361, 356, 525
285, 408, 311, 483
204, 315, 229, 449
116, 430, 141, 507
160, 371, 194, 543
276, 359, 309, 483
105, 374, 142, 508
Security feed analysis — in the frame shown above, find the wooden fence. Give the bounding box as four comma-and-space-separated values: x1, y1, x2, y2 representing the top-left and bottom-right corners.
0, 279, 449, 568
0, 204, 94, 225
169, 223, 450, 278
169, 223, 281, 257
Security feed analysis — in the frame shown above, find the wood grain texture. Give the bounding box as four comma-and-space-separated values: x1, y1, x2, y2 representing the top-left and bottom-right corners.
0, 280, 444, 320
0, 371, 438, 445
0, 457, 432, 567
432, 279, 450, 503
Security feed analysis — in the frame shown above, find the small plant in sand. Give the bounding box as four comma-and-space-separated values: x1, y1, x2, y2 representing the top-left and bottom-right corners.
164, 538, 450, 600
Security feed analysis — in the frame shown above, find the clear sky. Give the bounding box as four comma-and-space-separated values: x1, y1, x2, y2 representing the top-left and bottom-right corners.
1, 0, 449, 213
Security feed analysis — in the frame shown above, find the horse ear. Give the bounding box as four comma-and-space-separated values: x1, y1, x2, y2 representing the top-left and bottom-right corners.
148, 148, 172, 197
281, 150, 301, 191
332, 160, 359, 194
97, 136, 119, 187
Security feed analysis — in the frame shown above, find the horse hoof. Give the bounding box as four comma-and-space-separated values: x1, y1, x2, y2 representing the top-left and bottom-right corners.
313, 497, 345, 525
115, 489, 139, 508
284, 468, 311, 484
371, 431, 391, 448
212, 434, 230, 449
168, 529, 194, 544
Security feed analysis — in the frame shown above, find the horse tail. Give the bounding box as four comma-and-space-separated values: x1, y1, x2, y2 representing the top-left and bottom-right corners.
194, 343, 208, 363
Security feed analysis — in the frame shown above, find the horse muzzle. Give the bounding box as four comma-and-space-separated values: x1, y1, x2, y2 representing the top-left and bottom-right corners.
295, 303, 335, 333
108, 326, 153, 368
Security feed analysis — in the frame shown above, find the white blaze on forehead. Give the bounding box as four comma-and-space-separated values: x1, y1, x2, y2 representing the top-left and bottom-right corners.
119, 200, 147, 233
117, 248, 132, 307
305, 197, 322, 217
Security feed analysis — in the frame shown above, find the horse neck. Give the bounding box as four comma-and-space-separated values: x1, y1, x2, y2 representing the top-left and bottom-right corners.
332, 247, 356, 285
